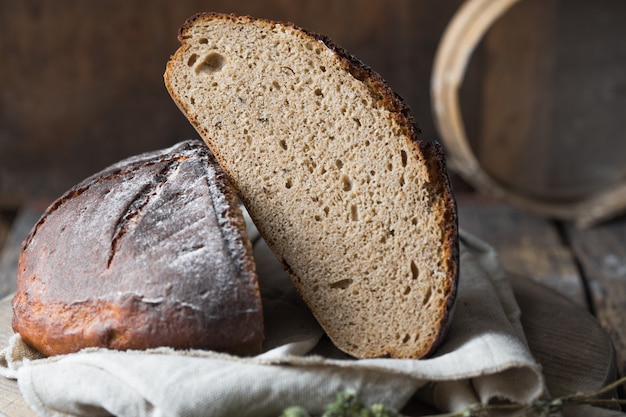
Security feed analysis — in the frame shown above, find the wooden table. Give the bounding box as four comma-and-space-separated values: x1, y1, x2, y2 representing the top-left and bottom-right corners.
456, 192, 626, 377
1, 191, 625, 416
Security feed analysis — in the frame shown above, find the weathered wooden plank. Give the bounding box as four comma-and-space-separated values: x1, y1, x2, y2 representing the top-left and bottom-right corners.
510, 275, 618, 412
0, 203, 47, 300
456, 193, 587, 307
565, 216, 626, 378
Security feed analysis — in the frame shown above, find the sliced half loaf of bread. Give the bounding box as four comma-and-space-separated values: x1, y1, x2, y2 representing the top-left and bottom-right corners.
165, 13, 458, 359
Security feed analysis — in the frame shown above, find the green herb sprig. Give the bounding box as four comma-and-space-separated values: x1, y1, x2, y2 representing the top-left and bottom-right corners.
281, 375, 626, 417
280, 390, 399, 417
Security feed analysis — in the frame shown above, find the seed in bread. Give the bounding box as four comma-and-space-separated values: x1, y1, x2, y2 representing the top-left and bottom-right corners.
164, 13, 459, 359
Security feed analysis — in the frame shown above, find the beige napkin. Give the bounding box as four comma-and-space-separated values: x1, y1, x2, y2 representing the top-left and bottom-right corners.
0, 230, 544, 417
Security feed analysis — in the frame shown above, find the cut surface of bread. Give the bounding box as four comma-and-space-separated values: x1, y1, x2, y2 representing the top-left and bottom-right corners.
12, 140, 263, 356
165, 13, 458, 359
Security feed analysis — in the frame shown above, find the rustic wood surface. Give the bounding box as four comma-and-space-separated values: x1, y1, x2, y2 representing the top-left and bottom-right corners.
456, 191, 626, 387
457, 193, 626, 384
565, 220, 626, 384
457, 193, 587, 306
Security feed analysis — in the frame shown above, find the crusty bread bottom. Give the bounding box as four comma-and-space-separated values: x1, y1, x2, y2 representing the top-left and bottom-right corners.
165, 13, 458, 358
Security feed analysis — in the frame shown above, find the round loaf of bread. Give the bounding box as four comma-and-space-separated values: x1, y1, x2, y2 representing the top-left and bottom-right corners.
12, 139, 263, 356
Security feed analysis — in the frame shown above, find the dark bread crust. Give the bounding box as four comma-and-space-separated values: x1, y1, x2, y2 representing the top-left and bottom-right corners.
419, 140, 459, 356
12, 140, 263, 356
167, 13, 459, 358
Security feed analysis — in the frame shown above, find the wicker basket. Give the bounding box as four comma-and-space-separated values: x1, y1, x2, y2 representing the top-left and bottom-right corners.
431, 0, 626, 228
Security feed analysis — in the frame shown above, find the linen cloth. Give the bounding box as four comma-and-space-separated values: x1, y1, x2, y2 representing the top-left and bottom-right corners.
0, 230, 544, 417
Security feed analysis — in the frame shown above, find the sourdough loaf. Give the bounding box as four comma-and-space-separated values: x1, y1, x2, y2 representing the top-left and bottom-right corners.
165, 13, 459, 359
12, 139, 263, 356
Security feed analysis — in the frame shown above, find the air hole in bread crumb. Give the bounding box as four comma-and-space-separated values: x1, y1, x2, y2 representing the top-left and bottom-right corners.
329, 279, 353, 289
401, 149, 408, 167
190, 96, 195, 105
195, 52, 225, 74
342, 175, 352, 191
320, 65, 326, 72
335, 159, 343, 169
314, 88, 323, 97
350, 204, 358, 221
314, 215, 322, 221
403, 286, 411, 295
323, 206, 329, 215
399, 174, 405, 187
411, 261, 419, 280
285, 179, 293, 189
353, 117, 361, 127
422, 287, 433, 305
198, 38, 208, 44
187, 54, 198, 67
402, 334, 411, 343
279, 139, 288, 150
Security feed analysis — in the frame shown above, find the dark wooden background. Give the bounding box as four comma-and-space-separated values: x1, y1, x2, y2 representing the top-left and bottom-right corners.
2, 0, 625, 205
1, 0, 466, 204
1, 0, 626, 391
